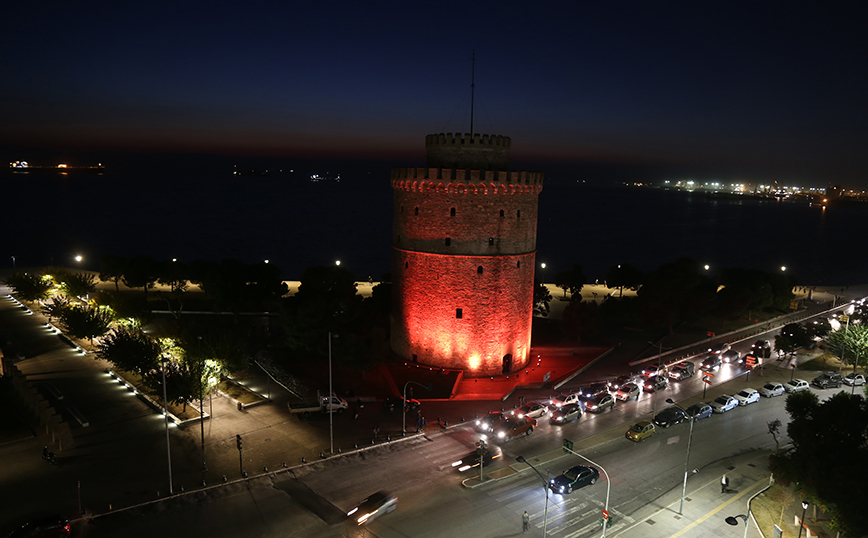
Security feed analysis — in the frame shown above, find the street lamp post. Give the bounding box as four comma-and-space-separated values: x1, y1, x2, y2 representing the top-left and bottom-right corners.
328, 332, 337, 454
797, 501, 809, 538
402, 380, 427, 434
725, 513, 750, 538
161, 356, 173, 495
561, 446, 611, 537
516, 456, 550, 538
666, 398, 695, 516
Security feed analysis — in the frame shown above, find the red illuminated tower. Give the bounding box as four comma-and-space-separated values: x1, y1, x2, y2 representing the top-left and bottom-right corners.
390, 133, 544, 376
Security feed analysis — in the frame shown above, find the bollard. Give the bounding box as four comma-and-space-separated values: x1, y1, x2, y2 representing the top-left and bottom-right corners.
180, 486, 184, 492
301, 457, 306, 463
264, 466, 268, 472
338, 447, 342, 453
444, 420, 448, 427
223, 475, 227, 482
354, 443, 358, 449
320, 452, 325, 459
371, 438, 375, 444
461, 417, 465, 422
387, 435, 391, 442
242, 470, 247, 478
282, 462, 287, 468
201, 480, 206, 487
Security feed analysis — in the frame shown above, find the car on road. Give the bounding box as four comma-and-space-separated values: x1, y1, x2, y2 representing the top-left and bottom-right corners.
643, 375, 668, 392
844, 373, 866, 386
549, 465, 600, 494
811, 372, 843, 389
709, 343, 731, 355
7, 516, 71, 537
577, 383, 610, 399
700, 354, 723, 372
734, 388, 761, 406
347, 491, 398, 525
686, 402, 713, 420
642, 364, 661, 378
492, 416, 537, 442
615, 383, 640, 402
549, 403, 583, 424
669, 361, 695, 380
583, 393, 615, 413
752, 340, 772, 358
710, 395, 739, 413
760, 382, 786, 397
653, 406, 687, 428
512, 402, 549, 419
608, 375, 635, 390
475, 411, 506, 432
451, 446, 502, 472
721, 349, 742, 364
383, 397, 420, 412
626, 421, 656, 442
550, 391, 581, 408
784, 379, 810, 393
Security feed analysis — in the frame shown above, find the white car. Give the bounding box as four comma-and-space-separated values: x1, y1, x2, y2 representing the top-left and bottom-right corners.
721, 350, 742, 364
843, 373, 866, 386
759, 382, 785, 397
512, 402, 549, 419
784, 379, 810, 393
734, 388, 760, 406
710, 395, 739, 413
709, 343, 731, 355
550, 392, 580, 408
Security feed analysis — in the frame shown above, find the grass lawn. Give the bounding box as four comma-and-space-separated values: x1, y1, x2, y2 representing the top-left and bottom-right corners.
752, 483, 798, 538
215, 379, 266, 405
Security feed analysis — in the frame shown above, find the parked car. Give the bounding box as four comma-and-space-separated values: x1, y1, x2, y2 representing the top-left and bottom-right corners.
476, 411, 506, 432
615, 383, 641, 402
550, 392, 581, 408
549, 403, 583, 424
709, 343, 731, 355
721, 349, 742, 364
583, 393, 615, 413
347, 491, 398, 525
669, 361, 695, 380
700, 354, 723, 372
625, 421, 656, 442
653, 406, 687, 428
784, 379, 810, 393
512, 402, 549, 419
451, 446, 502, 472
734, 388, 761, 406
492, 417, 537, 442
811, 372, 843, 389
577, 383, 610, 399
759, 382, 785, 397
643, 375, 668, 392
7, 516, 71, 538
642, 364, 661, 378
843, 373, 866, 386
549, 465, 600, 494
710, 395, 739, 413
686, 402, 713, 420
752, 340, 772, 358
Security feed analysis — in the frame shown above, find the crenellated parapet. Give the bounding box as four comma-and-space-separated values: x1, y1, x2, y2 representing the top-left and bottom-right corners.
425, 132, 511, 170
391, 168, 543, 195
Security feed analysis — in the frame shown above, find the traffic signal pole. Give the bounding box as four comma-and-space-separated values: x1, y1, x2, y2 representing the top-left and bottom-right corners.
236, 434, 243, 476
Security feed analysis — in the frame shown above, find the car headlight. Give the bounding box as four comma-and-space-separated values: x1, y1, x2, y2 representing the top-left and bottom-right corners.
458, 464, 471, 472
497, 431, 505, 438
451, 460, 462, 467
555, 416, 563, 422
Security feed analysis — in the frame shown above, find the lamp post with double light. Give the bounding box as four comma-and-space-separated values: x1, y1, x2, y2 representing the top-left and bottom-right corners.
516, 456, 550, 538
666, 398, 696, 516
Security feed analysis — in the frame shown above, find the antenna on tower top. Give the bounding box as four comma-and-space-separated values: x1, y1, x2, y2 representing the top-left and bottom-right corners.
470, 50, 475, 139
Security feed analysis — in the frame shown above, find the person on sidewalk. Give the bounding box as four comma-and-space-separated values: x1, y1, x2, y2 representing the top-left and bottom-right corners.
721, 474, 729, 493
522, 511, 530, 533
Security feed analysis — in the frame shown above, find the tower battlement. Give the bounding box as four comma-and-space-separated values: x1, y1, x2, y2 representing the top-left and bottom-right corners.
425, 132, 511, 170
391, 168, 543, 193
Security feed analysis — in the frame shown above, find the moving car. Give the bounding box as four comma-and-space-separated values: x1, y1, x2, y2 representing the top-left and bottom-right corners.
549, 465, 600, 494
643, 375, 668, 392
669, 361, 695, 380
577, 383, 610, 398
512, 402, 548, 419
721, 349, 742, 364
710, 395, 738, 413
608, 375, 634, 390
811, 372, 843, 389
615, 383, 640, 402
451, 446, 502, 472
625, 421, 656, 442
700, 354, 722, 372
844, 373, 866, 386
642, 364, 661, 378
476, 411, 506, 432
550, 403, 583, 424
784, 379, 810, 393
686, 402, 713, 420
734, 388, 760, 406
752, 340, 772, 358
550, 392, 581, 408
347, 492, 398, 525
7, 516, 71, 537
709, 343, 731, 355
759, 382, 786, 397
583, 393, 615, 413
492, 417, 537, 442
653, 406, 687, 428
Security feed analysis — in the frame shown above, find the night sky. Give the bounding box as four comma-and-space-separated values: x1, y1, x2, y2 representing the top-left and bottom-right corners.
3, 2, 868, 187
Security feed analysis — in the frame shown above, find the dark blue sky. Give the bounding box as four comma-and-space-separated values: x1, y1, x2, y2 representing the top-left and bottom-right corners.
3, 1, 867, 186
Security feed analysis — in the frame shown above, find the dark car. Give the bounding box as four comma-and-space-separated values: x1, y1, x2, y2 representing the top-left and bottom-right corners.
653, 406, 687, 428
577, 383, 610, 399
549, 465, 600, 494
668, 361, 695, 381
700, 354, 722, 372
7, 516, 71, 538
583, 393, 615, 413
475, 411, 506, 432
451, 446, 502, 472
347, 491, 398, 525
686, 402, 713, 420
608, 375, 634, 390
643, 375, 668, 392
549, 403, 582, 424
492, 416, 537, 442
383, 397, 420, 412
752, 340, 772, 358
811, 372, 843, 389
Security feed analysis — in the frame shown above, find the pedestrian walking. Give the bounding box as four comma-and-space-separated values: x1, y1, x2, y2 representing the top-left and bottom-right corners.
522, 511, 530, 533
721, 474, 729, 493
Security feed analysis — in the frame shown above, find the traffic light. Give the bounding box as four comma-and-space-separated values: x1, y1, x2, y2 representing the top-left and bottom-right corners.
236, 434, 243, 451
563, 438, 574, 453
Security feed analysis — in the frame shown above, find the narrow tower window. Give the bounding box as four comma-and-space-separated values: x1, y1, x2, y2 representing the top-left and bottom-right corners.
477, 266, 483, 274
450, 207, 456, 217
404, 261, 409, 269
456, 308, 463, 319
445, 237, 451, 246
517, 261, 521, 268
517, 209, 521, 218
488, 237, 494, 246
499, 209, 505, 217
401, 205, 404, 213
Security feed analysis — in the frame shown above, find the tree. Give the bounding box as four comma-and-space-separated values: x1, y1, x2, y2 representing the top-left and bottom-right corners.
554, 264, 586, 301
3, 271, 51, 302
58, 305, 113, 344
97, 327, 163, 375
824, 324, 868, 369
533, 279, 552, 317
637, 258, 716, 334
767, 419, 782, 454
40, 296, 69, 323
99, 255, 127, 292
561, 300, 599, 342
58, 271, 97, 301
122, 256, 158, 296
779, 323, 812, 349
604, 263, 643, 297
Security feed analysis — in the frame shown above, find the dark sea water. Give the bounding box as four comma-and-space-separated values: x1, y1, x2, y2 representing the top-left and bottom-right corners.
3, 168, 867, 285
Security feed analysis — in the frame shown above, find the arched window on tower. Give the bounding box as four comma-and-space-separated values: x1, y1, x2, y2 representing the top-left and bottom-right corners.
517, 261, 521, 268
450, 207, 456, 217
517, 209, 521, 219
404, 261, 409, 269
477, 266, 483, 274
488, 237, 494, 246
401, 205, 404, 213
499, 209, 505, 217
414, 206, 419, 216
445, 237, 451, 246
